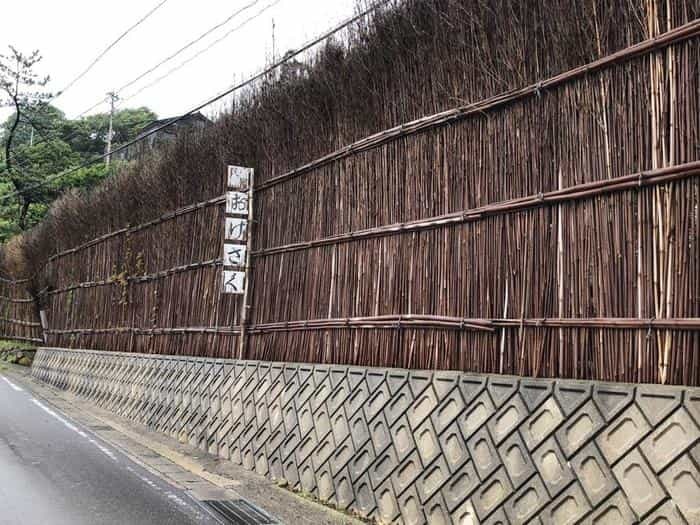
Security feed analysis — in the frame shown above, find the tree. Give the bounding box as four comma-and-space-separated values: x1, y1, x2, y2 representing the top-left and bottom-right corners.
62, 107, 157, 157
0, 46, 51, 229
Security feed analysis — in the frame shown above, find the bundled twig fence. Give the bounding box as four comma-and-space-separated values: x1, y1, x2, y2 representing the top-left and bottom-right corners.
0, 276, 43, 344
1, 0, 699, 385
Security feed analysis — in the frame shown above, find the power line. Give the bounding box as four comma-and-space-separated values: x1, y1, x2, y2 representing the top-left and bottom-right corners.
15, 0, 274, 156
121, 0, 283, 104
68, 0, 263, 121
0, 0, 390, 204
117, 0, 262, 95
3, 0, 172, 174
50, 0, 172, 103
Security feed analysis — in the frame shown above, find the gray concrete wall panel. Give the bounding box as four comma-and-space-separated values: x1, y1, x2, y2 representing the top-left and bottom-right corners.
31, 348, 700, 524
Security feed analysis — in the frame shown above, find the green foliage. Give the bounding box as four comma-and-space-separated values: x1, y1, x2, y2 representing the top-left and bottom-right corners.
0, 104, 155, 241
61, 107, 157, 156
0, 339, 35, 351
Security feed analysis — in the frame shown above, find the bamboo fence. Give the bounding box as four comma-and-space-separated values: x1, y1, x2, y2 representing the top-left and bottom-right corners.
1, 1, 698, 385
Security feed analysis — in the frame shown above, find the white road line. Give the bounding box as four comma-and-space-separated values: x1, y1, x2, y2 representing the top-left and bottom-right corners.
1, 376, 24, 392
30, 397, 118, 462
5, 374, 205, 520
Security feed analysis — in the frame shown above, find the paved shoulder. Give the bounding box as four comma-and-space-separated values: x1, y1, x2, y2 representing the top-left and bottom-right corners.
0, 374, 219, 525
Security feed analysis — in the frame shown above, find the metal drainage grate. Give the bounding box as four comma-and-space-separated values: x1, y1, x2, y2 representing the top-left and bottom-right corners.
202, 499, 281, 525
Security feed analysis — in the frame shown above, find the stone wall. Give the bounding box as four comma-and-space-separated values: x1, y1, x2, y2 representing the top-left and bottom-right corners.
31, 348, 700, 524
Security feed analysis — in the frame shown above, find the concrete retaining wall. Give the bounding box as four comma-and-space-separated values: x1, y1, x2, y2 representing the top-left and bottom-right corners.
31, 348, 700, 524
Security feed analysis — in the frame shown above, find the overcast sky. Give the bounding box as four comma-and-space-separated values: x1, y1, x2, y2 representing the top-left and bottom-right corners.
1, 0, 358, 122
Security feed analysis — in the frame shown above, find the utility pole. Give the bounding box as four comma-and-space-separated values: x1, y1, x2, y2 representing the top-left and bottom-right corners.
105, 91, 119, 167
272, 19, 277, 63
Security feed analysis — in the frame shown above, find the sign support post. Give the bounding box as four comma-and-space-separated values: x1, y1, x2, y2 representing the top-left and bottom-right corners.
222, 165, 254, 360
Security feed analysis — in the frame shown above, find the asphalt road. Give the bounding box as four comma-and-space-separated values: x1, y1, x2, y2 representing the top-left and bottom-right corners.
0, 373, 220, 525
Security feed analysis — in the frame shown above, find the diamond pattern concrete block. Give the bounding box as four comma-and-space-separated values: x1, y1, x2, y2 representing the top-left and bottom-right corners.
398, 486, 427, 525
439, 421, 470, 473
636, 385, 683, 427
581, 490, 636, 525
329, 435, 355, 478
458, 374, 487, 407
660, 454, 700, 524
415, 418, 441, 465
431, 388, 466, 435
298, 457, 317, 494
539, 481, 591, 525
597, 403, 651, 465
326, 378, 352, 417
280, 427, 301, 460
641, 499, 687, 525
32, 349, 700, 525
391, 449, 422, 496
408, 371, 433, 398
570, 442, 617, 506
330, 405, 350, 445
451, 499, 479, 525
521, 397, 564, 451
503, 474, 548, 524
640, 407, 700, 472
349, 410, 371, 450
407, 385, 438, 430
282, 454, 299, 489
482, 507, 509, 525
368, 445, 399, 490
471, 467, 513, 520
297, 401, 315, 438
391, 414, 416, 459
268, 450, 284, 481
316, 461, 335, 502
327, 366, 347, 390
488, 378, 519, 408
386, 370, 408, 396
488, 393, 528, 445
314, 405, 332, 442
467, 427, 500, 481
354, 472, 377, 519
556, 399, 606, 458
520, 378, 553, 412
349, 441, 376, 482
424, 492, 451, 525
375, 477, 401, 524
384, 383, 415, 427
532, 436, 574, 498
442, 459, 479, 511
331, 467, 354, 510
459, 390, 496, 440
368, 412, 392, 456
433, 372, 460, 400
364, 380, 391, 423
416, 455, 450, 503
594, 384, 634, 422
613, 448, 665, 518
498, 431, 536, 489
310, 368, 332, 413
312, 433, 336, 472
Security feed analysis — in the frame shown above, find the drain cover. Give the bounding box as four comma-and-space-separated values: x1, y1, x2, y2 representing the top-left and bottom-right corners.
202, 500, 281, 525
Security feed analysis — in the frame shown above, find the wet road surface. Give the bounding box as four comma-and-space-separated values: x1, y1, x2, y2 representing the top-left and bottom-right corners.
0, 374, 221, 525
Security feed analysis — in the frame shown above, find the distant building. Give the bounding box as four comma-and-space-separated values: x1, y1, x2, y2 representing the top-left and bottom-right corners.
115, 112, 211, 161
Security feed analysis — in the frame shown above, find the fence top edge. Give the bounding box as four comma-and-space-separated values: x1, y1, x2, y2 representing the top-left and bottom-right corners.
26, 20, 700, 279
256, 19, 700, 191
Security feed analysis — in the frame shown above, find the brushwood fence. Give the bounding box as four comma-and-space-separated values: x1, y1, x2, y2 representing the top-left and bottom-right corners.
0, 276, 43, 344
4, 17, 700, 386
